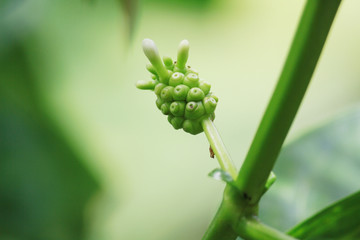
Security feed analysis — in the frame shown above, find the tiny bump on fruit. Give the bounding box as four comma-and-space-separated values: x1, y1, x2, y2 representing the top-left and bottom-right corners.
171, 116, 185, 130
185, 101, 205, 120
154, 83, 166, 96
170, 101, 186, 117
183, 73, 200, 88
169, 72, 185, 87
186, 87, 205, 102
206, 92, 219, 102
199, 81, 211, 95
203, 97, 217, 114
183, 119, 203, 135
160, 86, 174, 102
186, 67, 199, 75
173, 84, 190, 101
156, 97, 164, 110
161, 102, 171, 115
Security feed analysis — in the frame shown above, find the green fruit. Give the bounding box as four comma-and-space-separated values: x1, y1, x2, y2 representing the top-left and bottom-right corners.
170, 101, 186, 117
160, 86, 174, 102
173, 84, 190, 101
185, 101, 205, 120
184, 73, 199, 88
186, 87, 205, 102
138, 39, 219, 135
169, 72, 185, 87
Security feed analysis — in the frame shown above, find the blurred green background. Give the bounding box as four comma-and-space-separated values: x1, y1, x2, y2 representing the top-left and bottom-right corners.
1, 0, 359, 239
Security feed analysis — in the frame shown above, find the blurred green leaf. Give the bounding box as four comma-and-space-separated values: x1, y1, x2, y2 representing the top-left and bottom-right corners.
144, 0, 214, 9
83, 0, 138, 42
0, 34, 99, 240
119, 0, 138, 41
260, 106, 360, 231
288, 190, 360, 239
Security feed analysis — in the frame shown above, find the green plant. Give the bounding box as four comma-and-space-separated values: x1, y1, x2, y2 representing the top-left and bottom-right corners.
136, 0, 360, 239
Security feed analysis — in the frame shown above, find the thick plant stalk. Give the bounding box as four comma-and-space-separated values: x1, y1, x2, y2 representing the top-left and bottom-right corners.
235, 0, 342, 204
203, 0, 342, 239
202, 200, 239, 240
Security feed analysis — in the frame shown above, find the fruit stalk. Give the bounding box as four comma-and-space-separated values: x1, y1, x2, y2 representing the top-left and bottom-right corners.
201, 118, 237, 179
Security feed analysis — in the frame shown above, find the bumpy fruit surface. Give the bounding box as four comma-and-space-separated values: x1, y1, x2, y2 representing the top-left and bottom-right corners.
136, 39, 218, 135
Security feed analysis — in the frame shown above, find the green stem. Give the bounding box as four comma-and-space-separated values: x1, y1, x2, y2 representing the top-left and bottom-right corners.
202, 199, 239, 240
235, 217, 297, 240
202, 117, 237, 179
235, 0, 342, 204
203, 0, 342, 239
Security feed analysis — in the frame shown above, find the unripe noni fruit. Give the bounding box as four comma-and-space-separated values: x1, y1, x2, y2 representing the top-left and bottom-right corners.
136, 39, 219, 135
